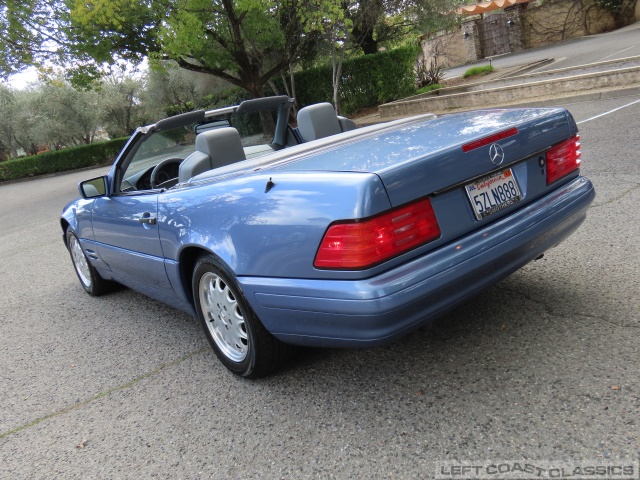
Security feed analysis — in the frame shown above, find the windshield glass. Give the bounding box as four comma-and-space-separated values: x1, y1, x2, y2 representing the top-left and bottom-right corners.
128, 126, 196, 178
118, 109, 278, 192
230, 110, 276, 146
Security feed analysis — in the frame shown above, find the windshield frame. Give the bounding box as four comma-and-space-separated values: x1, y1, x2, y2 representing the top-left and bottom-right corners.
109, 96, 294, 195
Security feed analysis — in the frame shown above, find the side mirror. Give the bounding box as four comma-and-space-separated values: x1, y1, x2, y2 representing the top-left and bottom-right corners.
78, 176, 107, 199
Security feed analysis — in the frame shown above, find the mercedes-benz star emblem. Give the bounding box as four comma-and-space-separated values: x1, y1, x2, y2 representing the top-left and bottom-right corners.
489, 143, 505, 166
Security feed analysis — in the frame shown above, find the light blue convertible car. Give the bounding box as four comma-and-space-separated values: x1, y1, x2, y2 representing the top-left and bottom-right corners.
61, 96, 595, 377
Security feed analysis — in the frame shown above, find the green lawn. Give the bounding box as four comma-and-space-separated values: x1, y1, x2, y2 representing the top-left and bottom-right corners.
463, 65, 495, 78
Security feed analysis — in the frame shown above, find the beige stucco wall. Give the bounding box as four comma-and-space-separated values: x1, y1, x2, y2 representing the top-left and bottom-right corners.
521, 0, 616, 48
420, 30, 467, 69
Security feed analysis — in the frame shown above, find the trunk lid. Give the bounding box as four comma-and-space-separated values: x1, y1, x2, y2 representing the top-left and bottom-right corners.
273, 108, 574, 205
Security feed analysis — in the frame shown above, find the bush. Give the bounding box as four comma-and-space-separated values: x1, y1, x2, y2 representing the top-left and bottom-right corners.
463, 65, 495, 78
341, 45, 419, 114
282, 45, 419, 115
416, 59, 445, 88
0, 138, 128, 182
290, 67, 334, 108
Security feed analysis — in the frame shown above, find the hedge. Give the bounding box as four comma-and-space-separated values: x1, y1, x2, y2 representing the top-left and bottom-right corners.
0, 137, 128, 182
290, 45, 419, 114
177, 45, 419, 116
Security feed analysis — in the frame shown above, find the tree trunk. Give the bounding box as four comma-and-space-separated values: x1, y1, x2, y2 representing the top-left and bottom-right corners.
13, 135, 32, 157
360, 33, 378, 55
267, 80, 280, 95
241, 81, 275, 135
288, 62, 298, 117
279, 64, 298, 120
352, 25, 378, 55
332, 41, 345, 114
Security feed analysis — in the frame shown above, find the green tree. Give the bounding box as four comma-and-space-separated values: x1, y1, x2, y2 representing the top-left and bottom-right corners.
8, 76, 105, 153
143, 61, 233, 118
68, 0, 343, 97
34, 78, 104, 146
345, 0, 460, 55
0, 86, 46, 157
0, 84, 18, 159
99, 73, 147, 138
0, 73, 141, 159
0, 0, 66, 77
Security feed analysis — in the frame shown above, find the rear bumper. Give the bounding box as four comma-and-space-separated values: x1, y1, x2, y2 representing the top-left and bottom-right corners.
238, 176, 595, 347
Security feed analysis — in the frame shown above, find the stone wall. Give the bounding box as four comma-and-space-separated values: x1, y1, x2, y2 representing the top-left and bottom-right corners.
420, 29, 469, 70
505, 5, 524, 53
521, 0, 616, 48
423, 0, 626, 65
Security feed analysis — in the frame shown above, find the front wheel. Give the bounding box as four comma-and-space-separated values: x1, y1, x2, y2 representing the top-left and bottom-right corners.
193, 255, 289, 378
66, 229, 111, 296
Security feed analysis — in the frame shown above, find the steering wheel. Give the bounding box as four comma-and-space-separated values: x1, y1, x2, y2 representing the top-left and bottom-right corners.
150, 158, 183, 189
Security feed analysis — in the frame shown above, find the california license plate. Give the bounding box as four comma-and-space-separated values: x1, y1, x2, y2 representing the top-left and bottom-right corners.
465, 168, 522, 220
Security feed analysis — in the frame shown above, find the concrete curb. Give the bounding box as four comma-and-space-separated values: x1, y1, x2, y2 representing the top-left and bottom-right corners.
354, 85, 640, 127
379, 64, 640, 118
491, 85, 640, 109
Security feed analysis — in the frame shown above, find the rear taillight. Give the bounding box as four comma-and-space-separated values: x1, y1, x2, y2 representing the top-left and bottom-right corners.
314, 198, 441, 269
546, 135, 581, 185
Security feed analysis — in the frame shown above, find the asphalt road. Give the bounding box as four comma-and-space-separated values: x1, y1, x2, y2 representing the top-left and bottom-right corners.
445, 21, 640, 78
0, 95, 638, 479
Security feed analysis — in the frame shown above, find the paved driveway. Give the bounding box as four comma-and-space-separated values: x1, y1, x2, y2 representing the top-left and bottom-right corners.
0, 96, 638, 479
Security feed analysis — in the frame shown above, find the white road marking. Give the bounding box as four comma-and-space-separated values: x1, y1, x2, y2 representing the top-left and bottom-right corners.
596, 46, 637, 62
577, 98, 640, 124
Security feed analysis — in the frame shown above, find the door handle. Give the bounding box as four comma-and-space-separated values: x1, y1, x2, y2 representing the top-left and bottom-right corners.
138, 212, 157, 225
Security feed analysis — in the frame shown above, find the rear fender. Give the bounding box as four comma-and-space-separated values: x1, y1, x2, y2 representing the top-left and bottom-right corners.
159, 172, 391, 279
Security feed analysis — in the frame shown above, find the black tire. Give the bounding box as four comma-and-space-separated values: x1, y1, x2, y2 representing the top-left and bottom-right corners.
66, 229, 111, 296
192, 254, 290, 378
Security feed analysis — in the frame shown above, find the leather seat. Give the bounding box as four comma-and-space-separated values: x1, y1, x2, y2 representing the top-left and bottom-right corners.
179, 127, 246, 182
296, 103, 356, 142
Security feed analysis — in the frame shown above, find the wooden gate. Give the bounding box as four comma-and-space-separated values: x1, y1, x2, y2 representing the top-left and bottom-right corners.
478, 13, 510, 58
